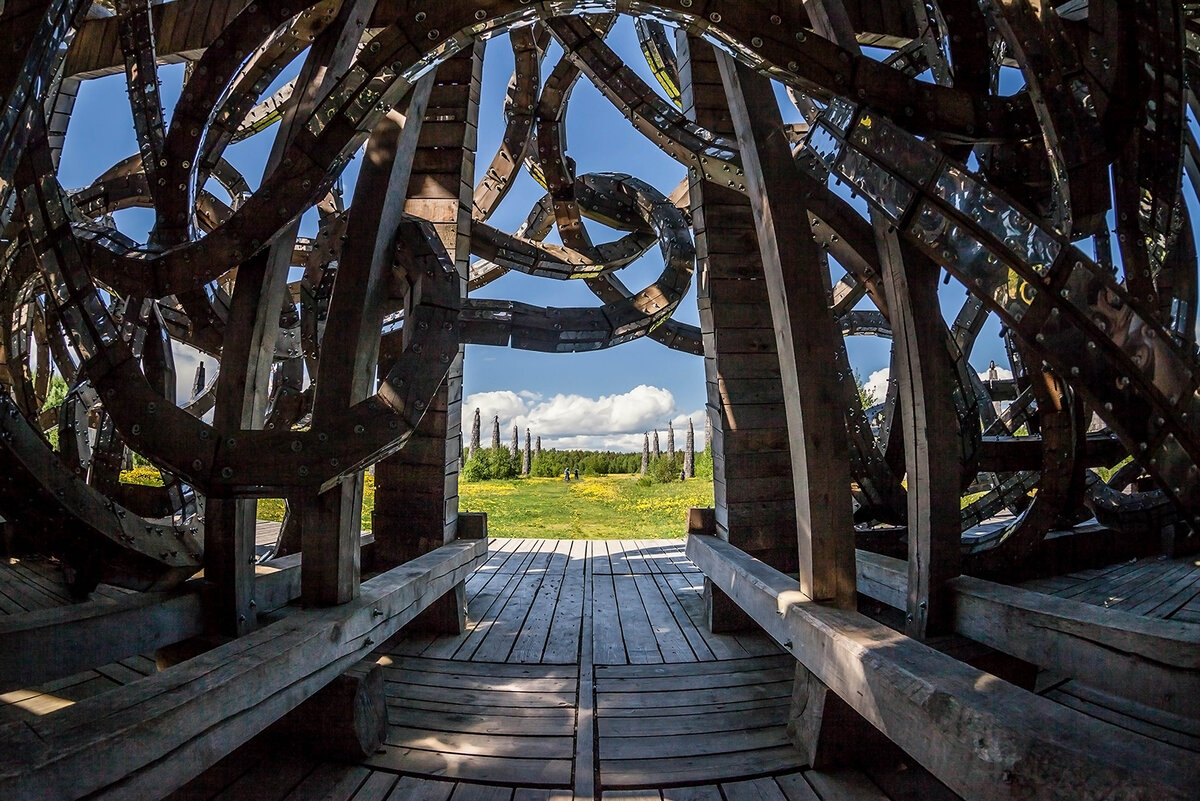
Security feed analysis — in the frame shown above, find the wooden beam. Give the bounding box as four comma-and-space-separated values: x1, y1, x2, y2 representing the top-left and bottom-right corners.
854, 549, 1200, 717
300, 69, 434, 607
876, 228, 963, 638
716, 50, 856, 608
0, 538, 487, 801
0, 539, 371, 692
687, 534, 1197, 800
679, 34, 799, 581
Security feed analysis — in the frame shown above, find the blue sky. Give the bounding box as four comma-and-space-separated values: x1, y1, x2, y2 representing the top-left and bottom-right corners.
57, 16, 1031, 450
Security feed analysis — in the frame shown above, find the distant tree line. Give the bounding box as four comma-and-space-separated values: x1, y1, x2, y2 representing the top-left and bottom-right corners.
462, 446, 642, 481
461, 444, 714, 483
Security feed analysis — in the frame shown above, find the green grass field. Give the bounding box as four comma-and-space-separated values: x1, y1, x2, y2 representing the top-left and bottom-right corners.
121, 468, 713, 539
458, 475, 713, 539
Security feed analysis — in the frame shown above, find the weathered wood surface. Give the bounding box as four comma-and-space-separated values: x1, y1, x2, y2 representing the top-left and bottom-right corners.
166, 540, 955, 801
855, 549, 1200, 717
689, 533, 1198, 800
394, 539, 779, 665
717, 50, 857, 609
1016, 553, 1200, 622
679, 34, 798, 576
0, 537, 376, 691
596, 654, 801, 787
0, 538, 488, 801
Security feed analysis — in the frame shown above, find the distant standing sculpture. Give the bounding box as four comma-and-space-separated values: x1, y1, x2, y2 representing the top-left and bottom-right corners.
523, 430, 531, 475
469, 408, 481, 459
667, 422, 675, 461
641, 433, 650, 475
652, 430, 661, 459
535, 436, 542, 459
491, 415, 501, 451
510, 424, 519, 459
684, 419, 695, 478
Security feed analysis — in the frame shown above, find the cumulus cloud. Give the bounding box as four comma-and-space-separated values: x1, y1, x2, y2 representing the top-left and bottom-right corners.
860, 363, 1014, 406
863, 368, 890, 406
464, 390, 528, 424
464, 385, 707, 450
979, 365, 1013, 381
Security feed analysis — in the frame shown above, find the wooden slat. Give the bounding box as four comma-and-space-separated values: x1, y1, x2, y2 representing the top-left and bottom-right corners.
612, 574, 662, 665
855, 549, 1200, 718
391, 707, 574, 737
772, 773, 820, 801
366, 747, 571, 787
598, 705, 786, 738
592, 566, 627, 665
542, 540, 587, 664
599, 747, 804, 788
601, 727, 791, 760
386, 727, 572, 760
0, 539, 488, 800
720, 777, 788, 801
803, 770, 890, 801
688, 533, 1199, 800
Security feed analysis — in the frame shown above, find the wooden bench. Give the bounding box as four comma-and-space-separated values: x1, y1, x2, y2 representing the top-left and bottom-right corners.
0, 537, 487, 801
855, 548, 1200, 717
686, 533, 1198, 801
0, 551, 307, 693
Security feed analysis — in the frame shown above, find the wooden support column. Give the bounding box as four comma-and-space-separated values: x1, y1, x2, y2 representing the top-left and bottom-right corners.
802, 0, 964, 639
716, 52, 856, 609
205, 0, 375, 628
877, 226, 962, 638
678, 35, 799, 597
786, 660, 889, 769
301, 71, 435, 607
370, 43, 482, 633
680, 34, 799, 632
271, 659, 387, 762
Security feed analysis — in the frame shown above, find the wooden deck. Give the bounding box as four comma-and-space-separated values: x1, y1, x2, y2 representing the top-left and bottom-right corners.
7, 541, 1198, 800
1016, 552, 1200, 756
0, 557, 156, 723
166, 539, 957, 801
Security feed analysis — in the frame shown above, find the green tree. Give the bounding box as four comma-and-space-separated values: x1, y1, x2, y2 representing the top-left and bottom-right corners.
854, 369, 878, 410
41, 373, 68, 412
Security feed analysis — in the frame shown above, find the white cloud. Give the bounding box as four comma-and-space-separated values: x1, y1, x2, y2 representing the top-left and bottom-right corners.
464, 390, 528, 425
463, 385, 707, 451
979, 366, 1013, 381
863, 368, 890, 406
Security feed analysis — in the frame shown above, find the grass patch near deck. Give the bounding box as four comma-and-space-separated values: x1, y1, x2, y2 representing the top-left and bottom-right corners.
459, 475, 714, 539
121, 468, 713, 539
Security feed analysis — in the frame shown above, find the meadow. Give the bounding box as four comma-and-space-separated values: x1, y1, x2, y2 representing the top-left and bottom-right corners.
121, 468, 714, 539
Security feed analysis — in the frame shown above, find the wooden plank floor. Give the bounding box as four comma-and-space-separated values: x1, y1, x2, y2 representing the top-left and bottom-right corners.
1015, 552, 1200, 754
168, 539, 955, 801
13, 541, 1199, 800
1015, 552, 1200, 621
0, 556, 150, 723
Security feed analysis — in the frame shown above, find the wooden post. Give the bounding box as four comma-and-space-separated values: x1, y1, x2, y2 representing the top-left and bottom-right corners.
271, 660, 387, 762
370, 44, 484, 632
787, 662, 889, 769
877, 227, 963, 638
678, 35, 800, 620
716, 51, 856, 608
301, 69, 435, 607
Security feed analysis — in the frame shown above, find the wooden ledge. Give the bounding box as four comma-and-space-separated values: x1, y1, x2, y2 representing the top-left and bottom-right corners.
686, 534, 1197, 801
855, 549, 1200, 717
0, 537, 487, 801
0, 536, 381, 692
